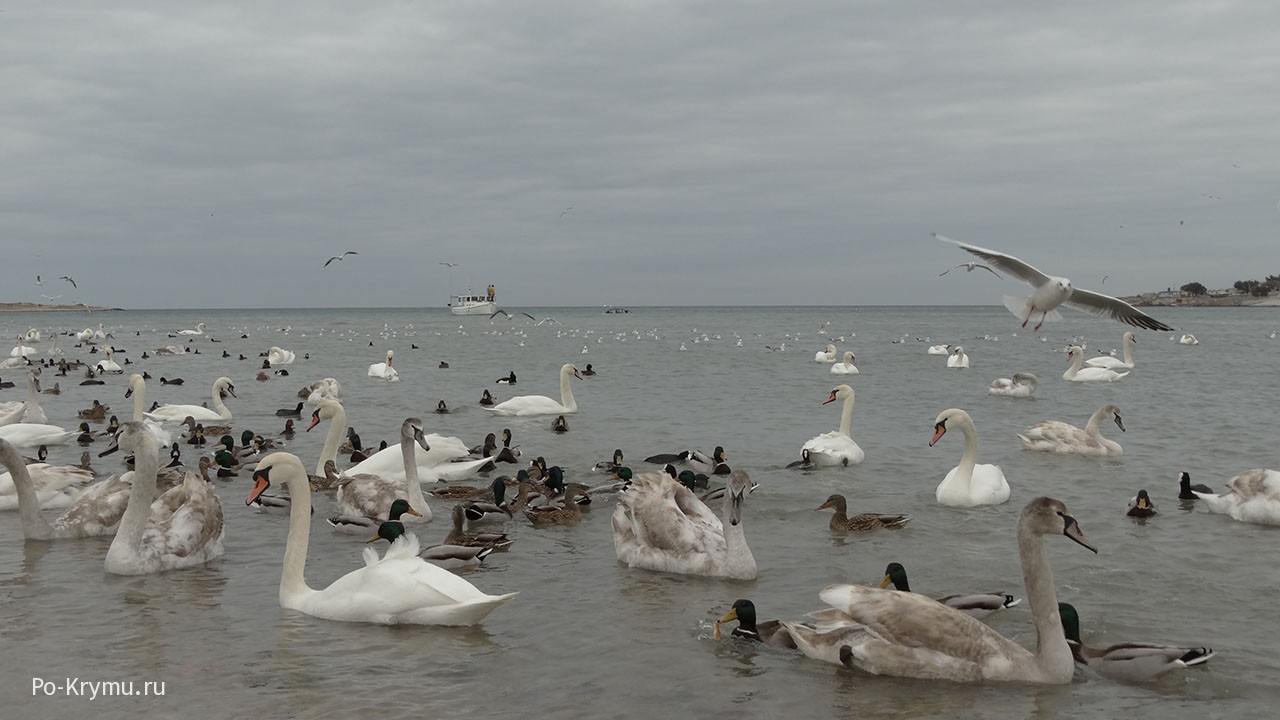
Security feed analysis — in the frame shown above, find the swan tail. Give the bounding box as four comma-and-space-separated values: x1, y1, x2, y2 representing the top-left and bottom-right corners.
1002, 295, 1062, 323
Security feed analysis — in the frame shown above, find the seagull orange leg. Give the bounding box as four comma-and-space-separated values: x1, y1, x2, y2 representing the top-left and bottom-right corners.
1021, 305, 1036, 328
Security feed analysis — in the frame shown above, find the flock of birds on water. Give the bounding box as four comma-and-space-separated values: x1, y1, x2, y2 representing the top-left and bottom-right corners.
3, 236, 1276, 690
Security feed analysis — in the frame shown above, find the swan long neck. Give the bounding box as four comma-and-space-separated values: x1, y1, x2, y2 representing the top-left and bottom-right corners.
838, 392, 855, 437
721, 495, 755, 579
280, 468, 314, 601
210, 382, 230, 417
315, 405, 346, 477
402, 434, 431, 520
1084, 406, 1108, 436
560, 366, 577, 412
1066, 350, 1084, 376
1016, 520, 1073, 679
110, 433, 161, 562
1, 442, 54, 539
1122, 334, 1134, 364
956, 415, 980, 481
131, 380, 146, 422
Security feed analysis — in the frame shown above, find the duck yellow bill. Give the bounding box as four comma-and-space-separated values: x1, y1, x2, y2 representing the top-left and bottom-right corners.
718, 608, 738, 624
879, 575, 892, 589
366, 533, 381, 543
405, 507, 423, 517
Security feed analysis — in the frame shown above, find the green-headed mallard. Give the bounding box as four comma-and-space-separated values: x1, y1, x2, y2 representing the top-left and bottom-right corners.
328, 497, 422, 534
1058, 602, 1214, 682
880, 562, 1019, 620
1126, 489, 1157, 518
715, 599, 796, 648
372, 520, 492, 570
817, 494, 909, 532
523, 484, 587, 525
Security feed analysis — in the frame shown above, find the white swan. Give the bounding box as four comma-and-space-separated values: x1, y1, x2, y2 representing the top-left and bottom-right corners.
331, 418, 434, 524
0, 422, 78, 448
931, 408, 1010, 507
368, 349, 399, 381
946, 346, 970, 368
780, 497, 1097, 683
988, 372, 1037, 398
247, 452, 517, 625
94, 346, 122, 374
9, 339, 37, 358
1062, 346, 1128, 382
1085, 331, 1136, 370
76, 327, 95, 342
1193, 469, 1280, 526
176, 323, 207, 336
801, 385, 866, 466
0, 439, 137, 533
1180, 334, 1199, 345
23, 328, 41, 343
814, 344, 838, 363
20, 371, 47, 424
144, 377, 236, 423
1018, 404, 1124, 456
830, 351, 859, 375
303, 377, 343, 406
0, 452, 92, 512
611, 469, 756, 579
267, 346, 296, 365
927, 344, 951, 355
101, 422, 225, 575
491, 363, 582, 416
125, 374, 173, 448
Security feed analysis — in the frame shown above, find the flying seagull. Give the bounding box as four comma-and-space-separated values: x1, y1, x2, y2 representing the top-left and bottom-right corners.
489, 309, 537, 321
438, 262, 459, 268
935, 233, 1175, 332
59, 275, 77, 289
41, 294, 63, 302
939, 262, 1001, 278
560, 206, 573, 219
323, 251, 358, 267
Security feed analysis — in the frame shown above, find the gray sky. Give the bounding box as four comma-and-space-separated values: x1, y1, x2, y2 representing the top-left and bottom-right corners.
2, 1, 1278, 309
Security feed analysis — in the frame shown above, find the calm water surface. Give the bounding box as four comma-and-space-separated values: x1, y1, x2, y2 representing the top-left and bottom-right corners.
2, 306, 1278, 719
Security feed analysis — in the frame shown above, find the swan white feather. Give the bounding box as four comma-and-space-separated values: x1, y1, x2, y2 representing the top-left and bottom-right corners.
801, 384, 865, 466
491, 363, 582, 416
931, 408, 1010, 507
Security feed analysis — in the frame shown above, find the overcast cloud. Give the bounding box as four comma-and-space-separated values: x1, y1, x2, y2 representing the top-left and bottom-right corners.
2, 1, 1277, 309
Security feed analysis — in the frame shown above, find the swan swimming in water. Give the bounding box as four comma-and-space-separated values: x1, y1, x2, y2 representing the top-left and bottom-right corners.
988, 372, 1037, 397
368, 350, 399, 381
801, 385, 865, 466
247, 451, 517, 625
490, 363, 582, 416
947, 346, 970, 368
830, 351, 859, 374
1179, 334, 1199, 345
611, 469, 757, 580
144, 377, 237, 422
1085, 331, 1136, 370
814, 344, 837, 363
267, 346, 296, 365
1017, 404, 1125, 456
931, 408, 1010, 507
780, 497, 1097, 683
927, 344, 951, 355
1062, 346, 1128, 382
1193, 468, 1280, 526
176, 323, 207, 336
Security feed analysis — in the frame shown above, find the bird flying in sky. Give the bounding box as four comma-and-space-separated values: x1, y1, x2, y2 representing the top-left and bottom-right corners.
323, 251, 358, 267
59, 275, 77, 288
939, 262, 1001, 278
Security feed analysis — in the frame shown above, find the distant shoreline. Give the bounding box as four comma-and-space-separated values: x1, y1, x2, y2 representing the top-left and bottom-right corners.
1120, 293, 1280, 308
0, 302, 122, 313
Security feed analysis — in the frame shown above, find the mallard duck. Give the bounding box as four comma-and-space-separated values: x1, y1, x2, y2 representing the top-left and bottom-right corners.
495, 428, 520, 463
446, 503, 515, 550
182, 416, 231, 438
371, 520, 492, 570
470, 432, 498, 457
464, 477, 514, 524
551, 415, 569, 433
212, 438, 241, 478
327, 497, 422, 533
714, 599, 796, 648
186, 424, 207, 446
78, 400, 109, 420
594, 448, 625, 473
99, 415, 121, 437
817, 495, 910, 532
1126, 489, 1158, 518
879, 562, 1019, 620
1058, 602, 1215, 682
435, 400, 449, 414
523, 484, 587, 525
42, 382, 61, 396
781, 498, 1096, 684
585, 467, 633, 500
1177, 471, 1213, 500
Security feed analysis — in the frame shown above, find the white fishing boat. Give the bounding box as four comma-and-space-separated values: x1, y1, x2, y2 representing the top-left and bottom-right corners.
449, 285, 498, 316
